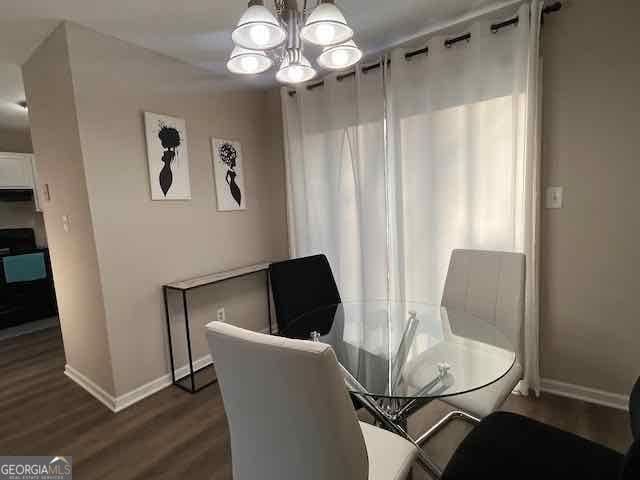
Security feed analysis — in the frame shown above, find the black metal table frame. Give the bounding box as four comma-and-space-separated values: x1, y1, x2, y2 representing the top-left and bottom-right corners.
163, 267, 272, 393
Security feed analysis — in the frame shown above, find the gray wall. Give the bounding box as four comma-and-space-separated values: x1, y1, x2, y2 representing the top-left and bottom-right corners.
0, 128, 32, 153
25, 22, 288, 397
23, 24, 116, 394
24, 0, 640, 401
541, 0, 640, 395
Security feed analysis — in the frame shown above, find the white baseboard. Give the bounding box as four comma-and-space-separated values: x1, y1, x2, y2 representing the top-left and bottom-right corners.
64, 364, 117, 411
113, 354, 213, 412
65, 326, 270, 412
66, 364, 631, 415
541, 378, 629, 411
65, 354, 213, 413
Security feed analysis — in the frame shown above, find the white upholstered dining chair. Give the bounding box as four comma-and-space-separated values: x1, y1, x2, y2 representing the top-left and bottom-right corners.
206, 321, 419, 480
440, 249, 526, 418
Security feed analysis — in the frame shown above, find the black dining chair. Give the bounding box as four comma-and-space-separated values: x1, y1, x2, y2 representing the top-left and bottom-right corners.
441, 377, 640, 480
268, 254, 341, 335
269, 254, 363, 411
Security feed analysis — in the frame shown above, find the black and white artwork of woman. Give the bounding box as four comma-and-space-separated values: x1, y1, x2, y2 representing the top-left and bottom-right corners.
144, 112, 191, 200
212, 138, 246, 211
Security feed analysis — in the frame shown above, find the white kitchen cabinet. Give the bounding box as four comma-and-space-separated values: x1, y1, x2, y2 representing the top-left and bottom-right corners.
0, 152, 41, 211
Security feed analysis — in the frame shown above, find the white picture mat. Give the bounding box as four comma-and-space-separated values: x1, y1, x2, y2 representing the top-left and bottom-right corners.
144, 112, 191, 200
211, 138, 247, 211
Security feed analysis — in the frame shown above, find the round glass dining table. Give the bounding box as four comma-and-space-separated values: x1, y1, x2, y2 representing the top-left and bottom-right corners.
282, 301, 516, 478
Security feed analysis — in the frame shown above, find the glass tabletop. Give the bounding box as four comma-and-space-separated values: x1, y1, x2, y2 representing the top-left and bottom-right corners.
282, 301, 516, 400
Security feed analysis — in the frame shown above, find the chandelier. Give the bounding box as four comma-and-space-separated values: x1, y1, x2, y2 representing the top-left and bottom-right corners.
227, 0, 363, 84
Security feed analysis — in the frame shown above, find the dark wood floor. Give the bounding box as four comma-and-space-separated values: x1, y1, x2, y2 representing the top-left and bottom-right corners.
0, 328, 632, 480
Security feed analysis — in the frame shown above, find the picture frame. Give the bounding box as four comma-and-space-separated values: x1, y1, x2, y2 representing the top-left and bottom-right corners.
211, 138, 246, 211
144, 112, 191, 200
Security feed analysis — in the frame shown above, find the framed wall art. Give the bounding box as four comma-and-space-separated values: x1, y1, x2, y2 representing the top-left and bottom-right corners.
144, 112, 191, 200
211, 138, 246, 211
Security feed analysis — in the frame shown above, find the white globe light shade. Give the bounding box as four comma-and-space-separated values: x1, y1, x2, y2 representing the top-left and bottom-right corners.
276, 54, 316, 84
317, 40, 362, 70
227, 46, 273, 74
232, 4, 286, 50
300, 2, 353, 46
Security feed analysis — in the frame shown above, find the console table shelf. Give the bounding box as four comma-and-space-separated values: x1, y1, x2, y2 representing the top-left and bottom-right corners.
163, 262, 272, 393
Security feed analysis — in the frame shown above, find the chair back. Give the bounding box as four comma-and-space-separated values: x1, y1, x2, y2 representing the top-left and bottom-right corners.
269, 254, 341, 333
206, 321, 368, 480
631, 377, 640, 440
441, 249, 526, 358
621, 377, 640, 479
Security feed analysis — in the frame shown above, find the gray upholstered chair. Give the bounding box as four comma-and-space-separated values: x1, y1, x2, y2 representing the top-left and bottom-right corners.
206, 321, 418, 480
440, 249, 526, 418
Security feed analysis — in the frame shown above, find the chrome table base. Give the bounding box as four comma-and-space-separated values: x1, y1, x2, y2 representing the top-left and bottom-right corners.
415, 409, 481, 447
353, 392, 442, 477
353, 392, 481, 479
322, 331, 481, 478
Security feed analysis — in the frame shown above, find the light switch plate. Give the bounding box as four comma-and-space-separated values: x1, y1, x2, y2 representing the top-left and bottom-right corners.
545, 186, 563, 209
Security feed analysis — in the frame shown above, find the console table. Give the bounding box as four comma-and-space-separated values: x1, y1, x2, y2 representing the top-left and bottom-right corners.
163, 262, 272, 393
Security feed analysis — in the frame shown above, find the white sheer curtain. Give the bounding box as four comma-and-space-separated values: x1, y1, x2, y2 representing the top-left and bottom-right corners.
281, 68, 388, 302
521, 0, 543, 396
282, 1, 543, 394
387, 2, 542, 393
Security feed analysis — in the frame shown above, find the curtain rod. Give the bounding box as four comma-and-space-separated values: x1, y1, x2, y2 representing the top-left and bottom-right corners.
288, 1, 562, 97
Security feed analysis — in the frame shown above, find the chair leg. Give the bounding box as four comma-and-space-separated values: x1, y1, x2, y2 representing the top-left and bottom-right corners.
352, 392, 443, 478
415, 410, 481, 446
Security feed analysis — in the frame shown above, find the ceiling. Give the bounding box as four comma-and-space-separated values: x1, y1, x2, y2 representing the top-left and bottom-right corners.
0, 0, 515, 129
0, 64, 29, 130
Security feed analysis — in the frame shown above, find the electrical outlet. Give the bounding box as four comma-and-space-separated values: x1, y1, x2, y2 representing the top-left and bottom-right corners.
545, 186, 563, 209
216, 307, 226, 323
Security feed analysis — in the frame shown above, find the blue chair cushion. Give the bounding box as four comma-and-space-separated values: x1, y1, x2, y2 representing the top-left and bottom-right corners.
2, 252, 47, 283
